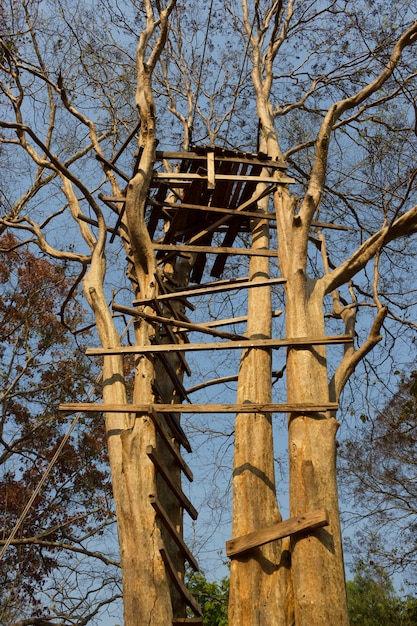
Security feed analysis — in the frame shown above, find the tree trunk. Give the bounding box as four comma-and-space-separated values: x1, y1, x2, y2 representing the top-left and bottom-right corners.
229, 212, 289, 625
285, 272, 348, 625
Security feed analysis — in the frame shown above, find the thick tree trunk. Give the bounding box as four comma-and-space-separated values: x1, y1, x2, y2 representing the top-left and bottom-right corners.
285, 273, 348, 625
229, 215, 289, 625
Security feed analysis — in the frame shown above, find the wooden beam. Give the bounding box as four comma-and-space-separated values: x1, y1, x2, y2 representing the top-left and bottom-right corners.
159, 545, 202, 617
150, 198, 277, 221
95, 153, 130, 182
133, 276, 286, 306
85, 334, 354, 356
152, 172, 295, 184
150, 496, 199, 570
153, 243, 278, 257
156, 149, 288, 170
59, 402, 339, 414
147, 446, 198, 520
197, 309, 283, 329
99, 195, 350, 232
112, 304, 246, 341
149, 408, 193, 481
226, 509, 329, 557
207, 148, 215, 189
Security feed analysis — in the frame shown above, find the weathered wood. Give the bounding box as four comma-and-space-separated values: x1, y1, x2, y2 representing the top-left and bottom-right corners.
150, 496, 199, 570
147, 446, 198, 520
152, 172, 295, 184
226, 509, 329, 557
133, 276, 286, 306
156, 149, 288, 169
149, 408, 193, 481
85, 334, 354, 356
198, 309, 283, 329
150, 198, 277, 220
95, 153, 130, 182
153, 242, 278, 257
159, 545, 202, 617
77, 213, 118, 234
152, 278, 193, 376
59, 402, 339, 414
207, 149, 215, 189
112, 303, 246, 340
153, 348, 191, 402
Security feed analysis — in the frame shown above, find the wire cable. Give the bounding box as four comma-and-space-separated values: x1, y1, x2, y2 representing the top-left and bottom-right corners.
0, 410, 82, 562
0, 318, 134, 562
190, 0, 215, 144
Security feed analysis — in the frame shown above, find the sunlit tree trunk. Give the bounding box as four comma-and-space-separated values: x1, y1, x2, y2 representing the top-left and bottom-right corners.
229, 200, 290, 625
284, 270, 348, 625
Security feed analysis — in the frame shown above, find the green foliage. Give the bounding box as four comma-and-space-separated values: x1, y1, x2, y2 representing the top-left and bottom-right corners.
186, 571, 229, 626
347, 564, 417, 626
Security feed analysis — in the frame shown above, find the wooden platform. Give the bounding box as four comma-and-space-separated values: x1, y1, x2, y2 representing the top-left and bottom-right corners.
146, 146, 293, 282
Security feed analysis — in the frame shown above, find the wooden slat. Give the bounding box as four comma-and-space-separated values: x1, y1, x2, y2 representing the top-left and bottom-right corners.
226, 509, 329, 557
85, 334, 354, 356
150, 198, 277, 221
133, 276, 286, 306
198, 309, 283, 329
149, 408, 193, 481
152, 172, 295, 184
101, 196, 350, 232
159, 545, 202, 616
113, 304, 245, 341
153, 243, 278, 257
153, 274, 193, 376
150, 496, 199, 570
59, 402, 339, 414
207, 149, 215, 189
147, 446, 198, 520
156, 149, 288, 169
95, 153, 130, 182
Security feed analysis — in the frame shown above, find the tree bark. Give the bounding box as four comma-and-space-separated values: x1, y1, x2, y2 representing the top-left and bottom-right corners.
229, 209, 290, 625
284, 270, 348, 625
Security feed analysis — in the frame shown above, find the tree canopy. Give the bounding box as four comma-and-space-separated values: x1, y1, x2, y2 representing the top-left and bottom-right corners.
346, 563, 417, 626
341, 371, 417, 588
0, 235, 120, 623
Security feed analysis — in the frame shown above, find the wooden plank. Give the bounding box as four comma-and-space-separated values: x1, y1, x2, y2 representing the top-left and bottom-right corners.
198, 309, 283, 329
77, 213, 117, 235
150, 198, 277, 221
154, 349, 191, 402
100, 195, 350, 232
85, 334, 354, 356
149, 408, 193, 481
95, 153, 130, 182
159, 545, 202, 616
133, 276, 287, 306
59, 402, 339, 414
152, 172, 295, 184
226, 508, 329, 557
153, 243, 278, 257
156, 149, 288, 169
113, 304, 245, 341
147, 446, 198, 520
150, 496, 199, 570
207, 149, 215, 189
